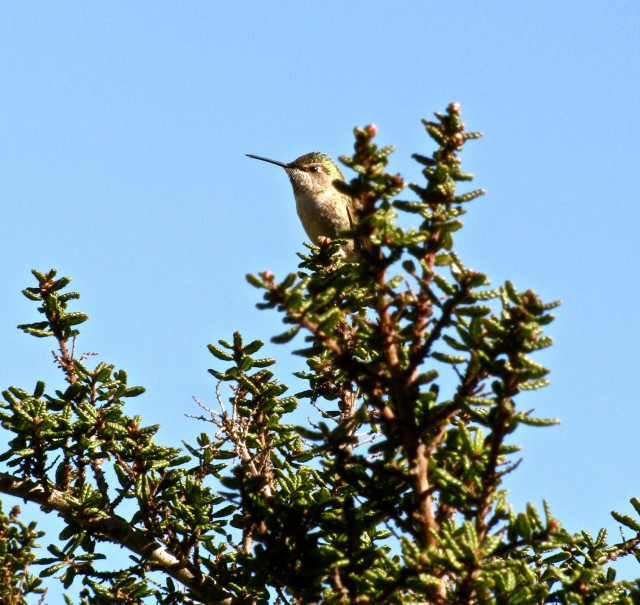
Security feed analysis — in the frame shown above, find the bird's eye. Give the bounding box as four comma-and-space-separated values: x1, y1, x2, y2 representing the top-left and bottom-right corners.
308, 165, 320, 173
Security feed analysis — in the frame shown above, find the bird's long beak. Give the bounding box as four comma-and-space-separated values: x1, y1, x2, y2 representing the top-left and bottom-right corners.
246, 154, 290, 169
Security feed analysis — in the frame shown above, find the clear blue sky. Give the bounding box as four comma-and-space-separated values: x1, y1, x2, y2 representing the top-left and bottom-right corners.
2, 1, 640, 588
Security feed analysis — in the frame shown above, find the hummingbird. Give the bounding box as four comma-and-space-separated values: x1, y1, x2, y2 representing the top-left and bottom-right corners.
246, 152, 359, 261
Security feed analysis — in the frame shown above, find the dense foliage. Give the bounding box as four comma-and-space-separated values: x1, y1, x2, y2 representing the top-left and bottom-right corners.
2, 104, 640, 604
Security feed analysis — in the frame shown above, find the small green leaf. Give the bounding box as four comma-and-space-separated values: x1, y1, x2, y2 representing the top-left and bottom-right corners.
22, 288, 41, 301
124, 386, 146, 398
64, 312, 89, 326
242, 339, 264, 355
212, 505, 237, 518
51, 276, 72, 291
611, 510, 640, 532
272, 326, 300, 344
33, 381, 46, 398
207, 344, 234, 361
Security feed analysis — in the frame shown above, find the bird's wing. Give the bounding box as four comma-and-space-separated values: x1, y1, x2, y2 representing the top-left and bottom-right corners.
346, 197, 364, 254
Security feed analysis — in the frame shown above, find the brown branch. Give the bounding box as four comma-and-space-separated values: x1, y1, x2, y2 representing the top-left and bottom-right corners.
0, 472, 225, 604
474, 392, 513, 542
597, 535, 640, 565
297, 315, 344, 358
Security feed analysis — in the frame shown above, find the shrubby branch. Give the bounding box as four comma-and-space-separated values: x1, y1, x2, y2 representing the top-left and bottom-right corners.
2, 105, 640, 604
